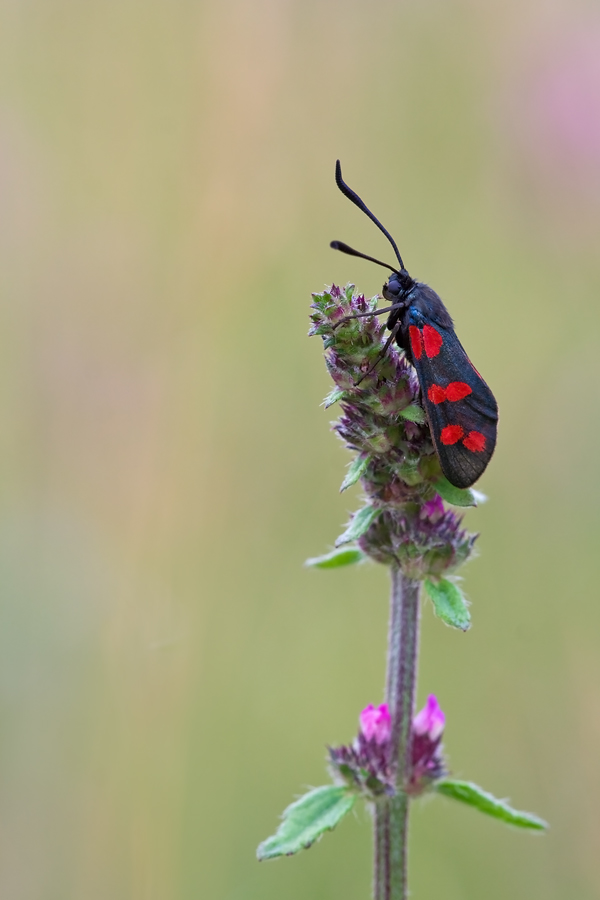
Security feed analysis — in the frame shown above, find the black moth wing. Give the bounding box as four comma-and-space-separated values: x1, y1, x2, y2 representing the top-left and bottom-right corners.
406, 308, 498, 489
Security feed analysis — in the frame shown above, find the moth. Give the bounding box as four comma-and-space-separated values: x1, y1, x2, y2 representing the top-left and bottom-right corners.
331, 160, 498, 489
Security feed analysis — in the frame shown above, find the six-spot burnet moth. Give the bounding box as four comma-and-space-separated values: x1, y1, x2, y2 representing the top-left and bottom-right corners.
330, 160, 498, 489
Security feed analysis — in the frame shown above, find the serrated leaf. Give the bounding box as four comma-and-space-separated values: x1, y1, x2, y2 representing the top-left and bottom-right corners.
257, 786, 357, 860
424, 578, 471, 631
399, 404, 426, 424
435, 780, 548, 831
323, 387, 345, 409
434, 476, 477, 508
335, 505, 381, 546
340, 455, 370, 493
305, 547, 366, 569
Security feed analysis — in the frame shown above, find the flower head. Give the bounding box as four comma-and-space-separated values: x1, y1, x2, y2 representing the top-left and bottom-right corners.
357, 506, 475, 579
329, 696, 448, 799
309, 284, 477, 577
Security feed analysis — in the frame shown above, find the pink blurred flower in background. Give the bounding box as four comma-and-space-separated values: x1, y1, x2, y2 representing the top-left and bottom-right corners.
534, 32, 600, 165
501, 17, 600, 226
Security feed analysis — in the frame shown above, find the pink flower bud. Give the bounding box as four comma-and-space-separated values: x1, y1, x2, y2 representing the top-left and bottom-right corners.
359, 703, 391, 745
420, 494, 445, 522
413, 694, 445, 741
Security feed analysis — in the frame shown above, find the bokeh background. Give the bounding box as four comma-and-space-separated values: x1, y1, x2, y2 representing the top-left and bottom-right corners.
0, 0, 599, 897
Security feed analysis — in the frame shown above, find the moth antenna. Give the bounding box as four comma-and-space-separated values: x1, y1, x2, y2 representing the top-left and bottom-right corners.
330, 240, 398, 273
335, 160, 406, 271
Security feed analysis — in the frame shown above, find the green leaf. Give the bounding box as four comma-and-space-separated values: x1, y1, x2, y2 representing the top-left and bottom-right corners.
434, 476, 478, 508
305, 547, 366, 569
257, 786, 357, 860
335, 505, 381, 546
340, 455, 370, 493
323, 387, 345, 409
435, 780, 548, 831
424, 578, 471, 631
399, 404, 426, 424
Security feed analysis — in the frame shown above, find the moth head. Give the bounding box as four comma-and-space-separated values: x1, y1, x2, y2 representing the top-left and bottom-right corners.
383, 270, 414, 304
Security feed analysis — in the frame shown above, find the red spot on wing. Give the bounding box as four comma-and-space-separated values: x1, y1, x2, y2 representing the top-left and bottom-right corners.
423, 325, 443, 358
427, 384, 447, 404
440, 424, 464, 445
409, 326, 423, 360
445, 381, 472, 402
463, 431, 486, 452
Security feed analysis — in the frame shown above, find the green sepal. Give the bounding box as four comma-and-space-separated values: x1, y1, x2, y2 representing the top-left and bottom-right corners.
434, 779, 548, 831
340, 455, 371, 493
399, 404, 426, 424
424, 578, 471, 631
323, 387, 345, 409
305, 546, 366, 569
335, 505, 381, 546
256, 785, 357, 860
434, 476, 478, 508
397, 460, 423, 486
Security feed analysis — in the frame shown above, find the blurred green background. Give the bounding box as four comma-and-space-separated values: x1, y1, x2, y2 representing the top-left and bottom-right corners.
0, 0, 599, 897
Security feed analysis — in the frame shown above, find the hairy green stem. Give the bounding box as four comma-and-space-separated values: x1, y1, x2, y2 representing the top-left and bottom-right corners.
374, 569, 421, 900
374, 803, 390, 898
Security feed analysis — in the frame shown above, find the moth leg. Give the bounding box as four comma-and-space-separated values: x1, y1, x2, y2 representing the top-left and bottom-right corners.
354, 323, 401, 386
332, 305, 395, 330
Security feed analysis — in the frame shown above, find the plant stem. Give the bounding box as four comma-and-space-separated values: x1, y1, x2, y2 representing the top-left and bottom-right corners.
374, 803, 390, 898
374, 568, 421, 900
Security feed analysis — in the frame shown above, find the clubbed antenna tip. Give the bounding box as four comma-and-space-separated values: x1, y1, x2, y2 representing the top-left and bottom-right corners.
330, 240, 398, 273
